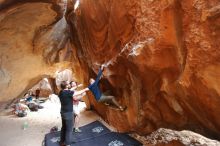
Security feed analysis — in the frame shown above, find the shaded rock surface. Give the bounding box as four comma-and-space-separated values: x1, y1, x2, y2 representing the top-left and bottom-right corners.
0, 0, 220, 141
68, 0, 220, 139
0, 0, 73, 101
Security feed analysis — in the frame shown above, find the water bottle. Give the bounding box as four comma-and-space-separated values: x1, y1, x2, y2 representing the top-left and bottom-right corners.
23, 121, 28, 130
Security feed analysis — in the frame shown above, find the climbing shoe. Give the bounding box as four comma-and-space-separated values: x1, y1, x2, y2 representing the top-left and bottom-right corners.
119, 106, 127, 111
74, 128, 82, 132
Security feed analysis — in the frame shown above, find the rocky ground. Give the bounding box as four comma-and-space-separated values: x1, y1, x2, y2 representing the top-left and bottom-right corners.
131, 128, 220, 146
0, 95, 219, 146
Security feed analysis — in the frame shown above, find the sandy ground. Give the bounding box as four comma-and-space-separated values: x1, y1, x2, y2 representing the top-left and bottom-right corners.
0, 95, 220, 146
0, 96, 113, 146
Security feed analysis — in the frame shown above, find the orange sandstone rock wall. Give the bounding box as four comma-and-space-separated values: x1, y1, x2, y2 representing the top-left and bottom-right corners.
0, 0, 219, 140
0, 0, 75, 101
68, 0, 220, 139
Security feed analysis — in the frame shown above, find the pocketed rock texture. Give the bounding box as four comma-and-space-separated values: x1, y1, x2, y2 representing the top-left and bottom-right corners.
132, 128, 220, 146
0, 0, 220, 141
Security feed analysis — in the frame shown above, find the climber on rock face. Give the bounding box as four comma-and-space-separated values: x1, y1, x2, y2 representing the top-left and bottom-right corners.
88, 65, 126, 111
